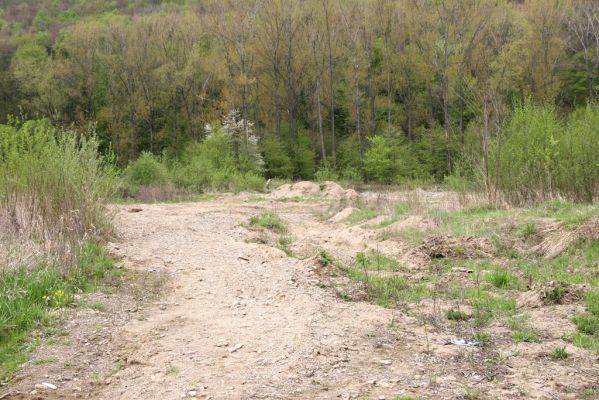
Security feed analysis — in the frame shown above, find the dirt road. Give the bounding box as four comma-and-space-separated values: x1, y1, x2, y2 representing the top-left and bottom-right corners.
99, 200, 423, 400
6, 195, 597, 399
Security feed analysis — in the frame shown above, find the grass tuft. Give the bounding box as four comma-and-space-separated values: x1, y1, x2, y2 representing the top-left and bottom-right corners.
446, 309, 470, 321
249, 212, 286, 232
547, 346, 569, 360
486, 268, 520, 290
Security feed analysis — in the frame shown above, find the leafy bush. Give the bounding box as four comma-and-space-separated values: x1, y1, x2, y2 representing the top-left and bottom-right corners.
123, 151, 169, 189
491, 101, 598, 203
0, 119, 116, 262
168, 123, 265, 193
363, 136, 393, 183
261, 134, 293, 178
314, 162, 339, 182
557, 104, 599, 202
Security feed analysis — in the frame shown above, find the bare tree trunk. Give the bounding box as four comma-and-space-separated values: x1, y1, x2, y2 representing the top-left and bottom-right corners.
324, 0, 336, 162
482, 100, 490, 191
354, 65, 363, 157
317, 78, 326, 161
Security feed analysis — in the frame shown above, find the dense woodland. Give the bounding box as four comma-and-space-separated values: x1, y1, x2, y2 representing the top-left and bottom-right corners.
0, 0, 598, 201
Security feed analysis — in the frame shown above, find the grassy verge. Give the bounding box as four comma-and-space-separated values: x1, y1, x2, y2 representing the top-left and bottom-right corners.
0, 243, 118, 380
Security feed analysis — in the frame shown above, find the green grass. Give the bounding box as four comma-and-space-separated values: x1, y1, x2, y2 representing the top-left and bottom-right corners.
347, 207, 380, 224
366, 275, 410, 306
355, 251, 402, 271
529, 200, 599, 228
572, 291, 599, 352
570, 332, 599, 354
466, 288, 517, 326
486, 268, 521, 290
0, 243, 116, 380
510, 314, 541, 343
378, 226, 426, 245
519, 222, 537, 240
249, 212, 286, 232
547, 346, 569, 360
277, 236, 293, 256
515, 241, 599, 287
340, 264, 431, 306
319, 249, 334, 266
447, 309, 470, 321
165, 363, 179, 376
473, 331, 492, 346
31, 357, 56, 365
545, 286, 566, 304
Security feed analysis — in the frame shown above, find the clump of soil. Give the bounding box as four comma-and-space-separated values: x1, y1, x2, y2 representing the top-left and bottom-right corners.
420, 235, 495, 259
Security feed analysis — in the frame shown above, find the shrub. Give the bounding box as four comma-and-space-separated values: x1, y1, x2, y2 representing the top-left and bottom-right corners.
491, 101, 599, 203
314, 162, 340, 182
261, 134, 293, 178
124, 151, 169, 188
337, 135, 362, 173
557, 104, 599, 202
0, 119, 116, 263
363, 136, 393, 183
340, 166, 362, 182
292, 130, 315, 179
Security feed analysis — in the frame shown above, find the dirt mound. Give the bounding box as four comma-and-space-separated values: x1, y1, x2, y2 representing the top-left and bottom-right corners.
270, 181, 358, 199
420, 235, 494, 259
321, 181, 345, 197
388, 216, 438, 231
329, 207, 360, 223
400, 248, 431, 269
533, 217, 599, 259
518, 283, 589, 308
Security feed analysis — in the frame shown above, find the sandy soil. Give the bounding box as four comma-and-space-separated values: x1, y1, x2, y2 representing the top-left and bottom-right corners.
3, 195, 598, 400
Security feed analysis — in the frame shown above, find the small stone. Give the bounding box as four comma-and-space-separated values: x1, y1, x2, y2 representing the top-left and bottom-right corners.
228, 343, 243, 353
188, 390, 197, 396
42, 382, 58, 390
377, 360, 392, 366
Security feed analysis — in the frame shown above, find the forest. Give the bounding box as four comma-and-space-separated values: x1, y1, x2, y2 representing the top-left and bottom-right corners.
0, 0, 598, 202
2, 1, 599, 394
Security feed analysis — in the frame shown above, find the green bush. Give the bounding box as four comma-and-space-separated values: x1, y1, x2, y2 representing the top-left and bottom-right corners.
490, 100, 598, 203
315, 162, 340, 182
261, 134, 293, 178
337, 135, 362, 172
124, 151, 169, 188
557, 104, 599, 202
363, 136, 393, 183
0, 119, 116, 256
292, 130, 315, 179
